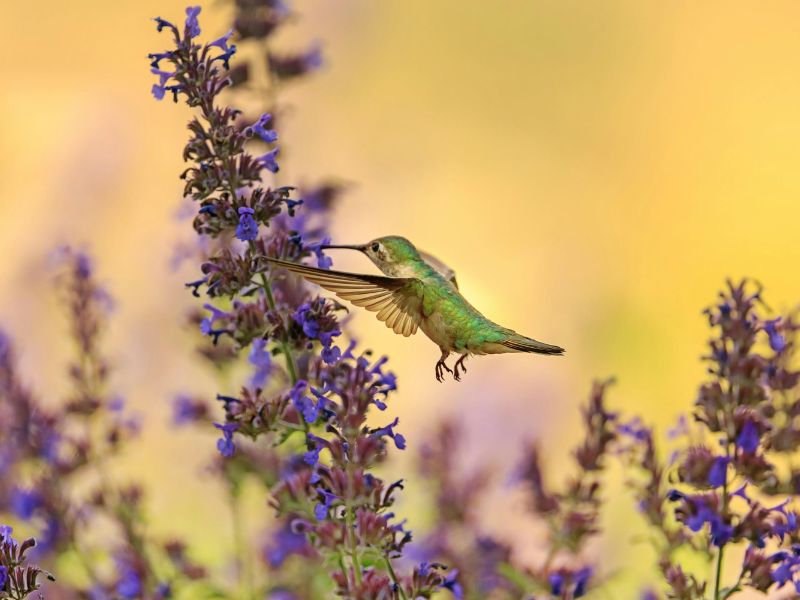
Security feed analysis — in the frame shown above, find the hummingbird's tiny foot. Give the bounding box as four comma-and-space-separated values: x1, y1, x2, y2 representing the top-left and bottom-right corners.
454, 354, 468, 379
435, 357, 453, 382
436, 349, 452, 382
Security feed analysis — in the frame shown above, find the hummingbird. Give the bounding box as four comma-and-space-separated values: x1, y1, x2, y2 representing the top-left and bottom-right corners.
266, 236, 564, 381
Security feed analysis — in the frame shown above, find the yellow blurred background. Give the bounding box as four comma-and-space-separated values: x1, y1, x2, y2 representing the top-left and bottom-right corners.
3, 1, 800, 596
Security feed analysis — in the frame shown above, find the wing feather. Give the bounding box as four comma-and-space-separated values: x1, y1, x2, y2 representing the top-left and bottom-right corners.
386, 306, 403, 329
266, 258, 424, 336
363, 296, 395, 311
403, 317, 415, 337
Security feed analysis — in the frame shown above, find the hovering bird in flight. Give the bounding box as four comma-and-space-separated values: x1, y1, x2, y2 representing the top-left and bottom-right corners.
267, 236, 564, 381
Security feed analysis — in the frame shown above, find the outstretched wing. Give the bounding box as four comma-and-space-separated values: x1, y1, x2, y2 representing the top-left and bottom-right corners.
418, 249, 458, 289
266, 258, 424, 337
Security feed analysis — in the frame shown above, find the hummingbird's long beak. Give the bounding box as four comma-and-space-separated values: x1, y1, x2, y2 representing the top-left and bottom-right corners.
319, 244, 367, 252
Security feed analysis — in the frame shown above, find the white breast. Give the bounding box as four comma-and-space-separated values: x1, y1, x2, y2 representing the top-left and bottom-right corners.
419, 311, 455, 351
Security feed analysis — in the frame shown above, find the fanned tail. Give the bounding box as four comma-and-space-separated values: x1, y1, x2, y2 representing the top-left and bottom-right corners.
500, 334, 564, 356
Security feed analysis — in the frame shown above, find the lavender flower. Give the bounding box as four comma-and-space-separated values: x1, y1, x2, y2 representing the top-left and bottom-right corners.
619, 280, 800, 599
151, 6, 444, 596
0, 525, 53, 598
0, 250, 204, 597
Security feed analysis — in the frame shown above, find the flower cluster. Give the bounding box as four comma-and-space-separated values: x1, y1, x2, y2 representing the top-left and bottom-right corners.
152, 6, 456, 598
513, 379, 617, 598
0, 250, 209, 597
10, 2, 800, 599
404, 382, 619, 600
410, 421, 507, 598
0, 525, 53, 599
618, 280, 800, 599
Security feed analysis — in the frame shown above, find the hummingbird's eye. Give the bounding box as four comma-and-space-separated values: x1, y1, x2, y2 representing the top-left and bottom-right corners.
371, 242, 380, 252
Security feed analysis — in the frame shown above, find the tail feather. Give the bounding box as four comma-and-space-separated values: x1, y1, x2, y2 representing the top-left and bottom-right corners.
501, 335, 564, 356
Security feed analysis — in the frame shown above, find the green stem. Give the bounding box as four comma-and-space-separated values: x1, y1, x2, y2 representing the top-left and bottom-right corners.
385, 555, 408, 600
713, 544, 724, 600
230, 488, 253, 600
247, 241, 299, 386
719, 574, 742, 600
714, 442, 732, 600
260, 272, 298, 385
344, 503, 362, 585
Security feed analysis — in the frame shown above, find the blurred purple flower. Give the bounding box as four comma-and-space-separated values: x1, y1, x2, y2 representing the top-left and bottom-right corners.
214, 422, 239, 458
258, 148, 280, 173
11, 488, 42, 520
764, 318, 787, 352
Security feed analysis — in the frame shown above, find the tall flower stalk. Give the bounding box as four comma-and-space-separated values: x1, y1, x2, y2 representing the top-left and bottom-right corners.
0, 249, 209, 597
619, 280, 800, 599
150, 6, 455, 598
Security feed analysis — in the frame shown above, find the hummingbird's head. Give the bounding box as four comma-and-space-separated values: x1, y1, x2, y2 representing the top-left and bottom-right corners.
321, 236, 421, 276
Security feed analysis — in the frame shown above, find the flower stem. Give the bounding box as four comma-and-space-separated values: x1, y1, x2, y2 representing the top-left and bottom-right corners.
247, 241, 299, 386
261, 271, 299, 386
344, 503, 362, 585
230, 486, 254, 600
714, 441, 731, 600
713, 544, 724, 600
385, 554, 408, 600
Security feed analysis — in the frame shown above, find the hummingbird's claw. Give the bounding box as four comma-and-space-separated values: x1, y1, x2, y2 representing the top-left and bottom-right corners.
453, 354, 468, 381
435, 355, 453, 382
